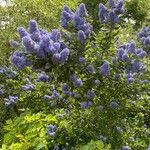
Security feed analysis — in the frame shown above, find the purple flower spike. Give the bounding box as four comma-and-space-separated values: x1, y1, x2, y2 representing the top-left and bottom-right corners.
87, 90, 95, 99
77, 30, 86, 44
29, 20, 38, 34
100, 61, 110, 77
74, 79, 83, 88
87, 64, 95, 74
17, 27, 28, 38
76, 3, 88, 17
109, 101, 119, 109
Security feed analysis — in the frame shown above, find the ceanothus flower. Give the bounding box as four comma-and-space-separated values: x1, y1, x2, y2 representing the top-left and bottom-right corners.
73, 79, 83, 88
37, 72, 49, 82
127, 77, 134, 84
47, 125, 57, 138
79, 57, 86, 63
22, 84, 35, 91
77, 30, 86, 44
29, 20, 38, 34
127, 42, 136, 54
87, 64, 95, 74
76, 3, 88, 17
98, 3, 108, 23
9, 40, 19, 48
10, 51, 27, 70
52, 53, 61, 64
87, 90, 95, 99
44, 95, 53, 100
80, 101, 92, 109
30, 32, 41, 42
100, 61, 110, 77
5, 96, 18, 106
22, 36, 36, 54
108, 10, 119, 23
109, 101, 119, 109
117, 48, 124, 60
108, 0, 115, 8
122, 146, 131, 150
73, 15, 85, 29
50, 29, 60, 42
122, 53, 130, 62
17, 27, 28, 39
70, 74, 77, 82
60, 48, 70, 63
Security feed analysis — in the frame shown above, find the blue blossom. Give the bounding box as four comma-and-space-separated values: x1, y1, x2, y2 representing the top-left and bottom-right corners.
22, 84, 35, 91
98, 3, 108, 23
37, 73, 49, 82
127, 42, 136, 54
80, 101, 92, 109
100, 61, 110, 77
127, 77, 134, 84
5, 96, 18, 106
108, 10, 119, 23
137, 51, 147, 58
115, 0, 124, 14
53, 42, 61, 52
47, 125, 57, 138
131, 61, 144, 72
117, 48, 124, 60
77, 30, 86, 44
70, 74, 77, 82
76, 3, 88, 17
87, 90, 95, 99
87, 64, 95, 74
50, 29, 60, 42
17, 27, 28, 38
79, 57, 86, 63
22, 36, 36, 54
29, 20, 38, 34
9, 40, 19, 48
109, 101, 119, 109
10, 51, 27, 69
30, 32, 41, 42
60, 48, 70, 63
74, 79, 83, 88
52, 90, 59, 98
108, 0, 115, 8
44, 95, 53, 100
122, 146, 131, 150
122, 53, 130, 62
73, 15, 85, 29
52, 53, 61, 64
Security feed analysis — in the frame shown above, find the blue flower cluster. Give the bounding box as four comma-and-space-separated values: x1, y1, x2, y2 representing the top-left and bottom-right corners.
5, 96, 18, 106
37, 72, 49, 82
47, 125, 57, 138
98, 0, 124, 24
80, 101, 92, 109
100, 61, 110, 77
138, 26, 150, 47
11, 20, 70, 69
115, 42, 146, 84
10, 51, 28, 70
22, 84, 35, 91
61, 3, 93, 44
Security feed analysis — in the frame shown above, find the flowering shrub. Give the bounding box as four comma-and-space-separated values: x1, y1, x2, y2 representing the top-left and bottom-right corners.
1, 1, 150, 150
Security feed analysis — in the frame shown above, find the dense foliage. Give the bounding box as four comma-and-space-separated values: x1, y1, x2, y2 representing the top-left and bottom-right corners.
0, 0, 150, 149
